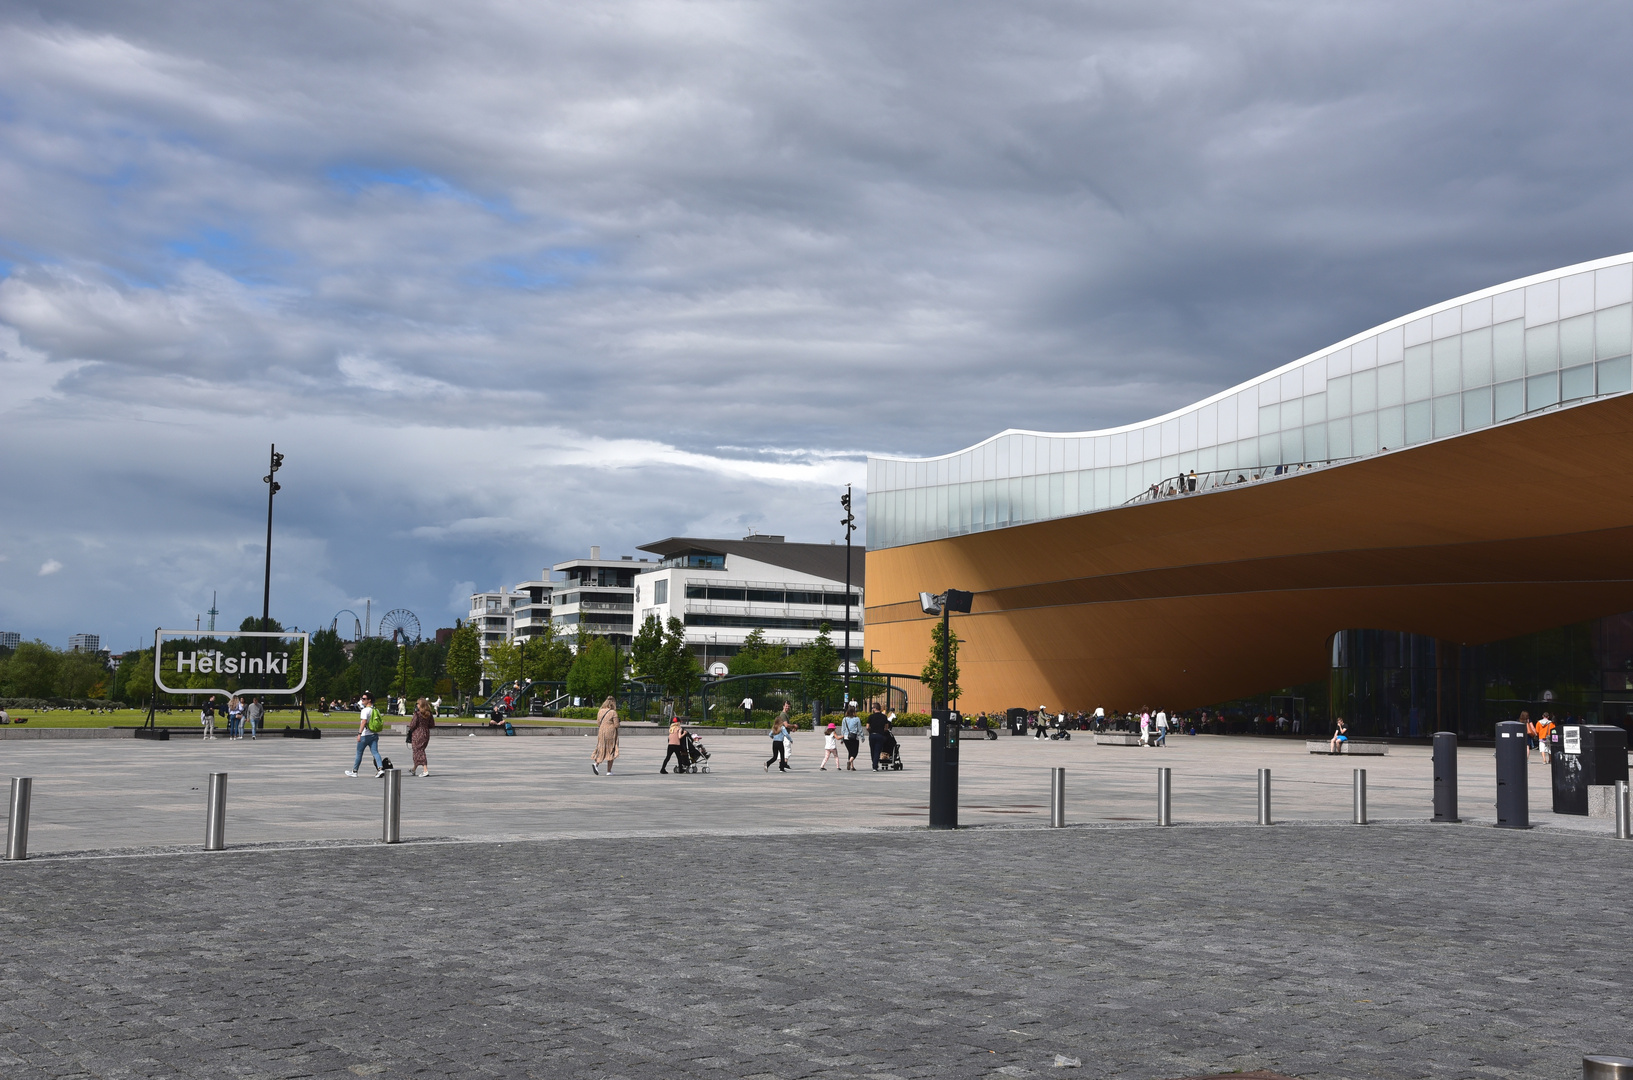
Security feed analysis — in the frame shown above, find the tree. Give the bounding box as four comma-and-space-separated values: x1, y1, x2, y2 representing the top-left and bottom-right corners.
728, 629, 791, 707
524, 622, 574, 684
119, 649, 156, 705
350, 637, 398, 699
56, 650, 109, 698
445, 621, 481, 699
796, 623, 840, 710
0, 642, 59, 698
566, 636, 621, 705
920, 620, 962, 708
659, 617, 699, 701
389, 644, 414, 700
484, 638, 523, 687
307, 627, 349, 700
630, 614, 665, 684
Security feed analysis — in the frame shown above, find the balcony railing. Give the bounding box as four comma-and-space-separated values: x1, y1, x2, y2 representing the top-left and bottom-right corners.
1121, 458, 1364, 506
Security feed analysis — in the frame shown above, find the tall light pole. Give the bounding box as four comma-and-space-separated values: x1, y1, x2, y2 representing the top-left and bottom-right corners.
920, 588, 972, 829
841, 486, 856, 708
261, 444, 284, 634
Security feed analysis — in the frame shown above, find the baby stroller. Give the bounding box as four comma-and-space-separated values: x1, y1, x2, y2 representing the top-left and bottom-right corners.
877, 728, 904, 770
674, 730, 711, 773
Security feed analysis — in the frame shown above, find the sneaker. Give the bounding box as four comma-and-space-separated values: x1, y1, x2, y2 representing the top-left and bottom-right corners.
375, 768, 385, 778
344, 770, 357, 777
591, 762, 599, 775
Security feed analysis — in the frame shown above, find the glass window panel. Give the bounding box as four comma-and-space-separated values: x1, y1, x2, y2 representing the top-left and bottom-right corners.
1328, 416, 1352, 458
1198, 444, 1217, 472
1404, 400, 1431, 445
1526, 280, 1559, 325
1432, 394, 1460, 439
1238, 392, 1258, 438
1378, 326, 1405, 366
1109, 431, 1126, 466
1462, 386, 1492, 430
1353, 411, 1378, 455
1198, 403, 1218, 446
1560, 364, 1594, 401
1260, 433, 1281, 465
1560, 271, 1595, 318
1494, 380, 1524, 422
1560, 313, 1594, 367
1352, 335, 1378, 370
1280, 428, 1303, 463
1143, 424, 1162, 462
1327, 375, 1351, 416
1377, 362, 1404, 407
1304, 422, 1327, 461
1215, 440, 1235, 471
1352, 367, 1377, 411
1525, 372, 1559, 411
1432, 307, 1461, 340
1377, 406, 1404, 450
1259, 403, 1281, 434
1598, 355, 1632, 395
1049, 472, 1065, 517
1598, 304, 1632, 359
1160, 418, 1180, 457
1093, 468, 1109, 511
1494, 288, 1525, 323
1461, 326, 1492, 386
985, 479, 997, 525
1525, 323, 1558, 375
1304, 391, 1325, 422
1462, 296, 1492, 330
1328, 346, 1352, 376
1217, 397, 1236, 441
1404, 344, 1432, 401
1178, 411, 1197, 453
1280, 398, 1303, 429
1493, 319, 1525, 381
1432, 337, 1460, 395
1597, 263, 1633, 308
1405, 316, 1432, 347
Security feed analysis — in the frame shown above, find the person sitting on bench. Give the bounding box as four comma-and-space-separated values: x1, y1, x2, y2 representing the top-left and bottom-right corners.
1329, 718, 1349, 752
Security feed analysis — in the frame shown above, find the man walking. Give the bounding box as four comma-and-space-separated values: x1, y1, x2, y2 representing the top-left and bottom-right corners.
1155, 709, 1169, 746
244, 696, 263, 740
867, 704, 890, 770
347, 692, 386, 777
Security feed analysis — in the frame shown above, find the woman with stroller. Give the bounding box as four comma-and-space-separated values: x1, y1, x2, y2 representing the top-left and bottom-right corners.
661, 716, 686, 773
591, 696, 620, 775
406, 697, 435, 776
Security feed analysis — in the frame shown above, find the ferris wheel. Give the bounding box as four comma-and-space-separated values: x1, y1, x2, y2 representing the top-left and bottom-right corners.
378, 608, 421, 643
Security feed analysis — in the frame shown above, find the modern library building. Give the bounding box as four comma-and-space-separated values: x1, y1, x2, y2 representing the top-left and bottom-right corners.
865, 254, 1633, 737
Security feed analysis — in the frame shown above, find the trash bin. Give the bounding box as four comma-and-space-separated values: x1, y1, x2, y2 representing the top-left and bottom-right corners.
1551, 724, 1631, 816
1007, 707, 1028, 736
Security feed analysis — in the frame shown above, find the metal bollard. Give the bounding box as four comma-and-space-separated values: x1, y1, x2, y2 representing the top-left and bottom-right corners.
1432, 731, 1460, 823
1616, 781, 1630, 841
1353, 768, 1368, 825
204, 772, 227, 851
6, 777, 32, 861
1157, 767, 1172, 826
1257, 768, 1272, 825
382, 768, 402, 843
1584, 1056, 1633, 1080
1049, 767, 1065, 828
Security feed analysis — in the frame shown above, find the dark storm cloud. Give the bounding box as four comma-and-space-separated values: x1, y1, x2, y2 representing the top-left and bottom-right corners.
3, 0, 1632, 643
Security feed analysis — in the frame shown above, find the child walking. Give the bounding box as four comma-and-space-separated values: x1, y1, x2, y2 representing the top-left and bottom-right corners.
820, 723, 840, 771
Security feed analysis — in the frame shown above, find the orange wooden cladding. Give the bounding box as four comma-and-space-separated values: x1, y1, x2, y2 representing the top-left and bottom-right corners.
865, 392, 1633, 713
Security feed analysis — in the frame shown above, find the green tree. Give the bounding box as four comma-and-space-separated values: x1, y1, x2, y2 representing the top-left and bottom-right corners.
524, 622, 574, 684
119, 649, 156, 705
920, 620, 962, 708
484, 638, 523, 686
727, 629, 791, 706
389, 644, 414, 699
307, 627, 349, 700
56, 650, 109, 698
660, 617, 700, 700
445, 621, 482, 699
630, 614, 665, 684
1, 642, 60, 698
350, 637, 398, 699
796, 623, 840, 709
566, 636, 621, 704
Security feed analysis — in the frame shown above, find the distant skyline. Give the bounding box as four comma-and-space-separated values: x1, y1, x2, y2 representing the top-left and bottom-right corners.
5, 1, 1633, 647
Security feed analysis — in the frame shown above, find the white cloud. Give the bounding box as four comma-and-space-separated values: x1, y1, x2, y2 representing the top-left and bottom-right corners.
38, 559, 62, 576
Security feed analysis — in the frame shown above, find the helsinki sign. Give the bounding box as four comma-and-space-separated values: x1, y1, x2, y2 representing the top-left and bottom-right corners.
153, 628, 310, 699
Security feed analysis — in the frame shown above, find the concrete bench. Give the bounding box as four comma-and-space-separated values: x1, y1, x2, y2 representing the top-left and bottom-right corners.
1094, 733, 1142, 746
1306, 740, 1387, 756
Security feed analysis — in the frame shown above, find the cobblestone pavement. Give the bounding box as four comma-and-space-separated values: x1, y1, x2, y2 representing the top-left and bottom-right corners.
0, 823, 1627, 1079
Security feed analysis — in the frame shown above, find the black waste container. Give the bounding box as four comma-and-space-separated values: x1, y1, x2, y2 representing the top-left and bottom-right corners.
1007, 707, 1028, 736
1551, 724, 1630, 816
1495, 720, 1530, 829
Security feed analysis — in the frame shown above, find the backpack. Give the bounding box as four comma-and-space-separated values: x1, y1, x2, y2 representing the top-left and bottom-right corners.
365, 707, 384, 733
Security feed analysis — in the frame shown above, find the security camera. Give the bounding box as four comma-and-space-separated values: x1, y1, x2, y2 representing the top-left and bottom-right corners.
920, 592, 943, 616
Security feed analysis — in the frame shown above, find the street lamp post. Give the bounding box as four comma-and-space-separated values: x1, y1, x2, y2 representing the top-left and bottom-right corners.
921, 588, 972, 829
840, 487, 856, 710
260, 445, 284, 704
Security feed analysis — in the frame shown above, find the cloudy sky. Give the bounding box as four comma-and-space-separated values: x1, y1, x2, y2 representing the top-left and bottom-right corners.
3, 1, 1632, 650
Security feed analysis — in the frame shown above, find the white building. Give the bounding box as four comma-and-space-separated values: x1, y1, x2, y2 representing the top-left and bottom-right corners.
549, 547, 653, 645
0, 631, 20, 651
68, 633, 100, 653
632, 534, 863, 671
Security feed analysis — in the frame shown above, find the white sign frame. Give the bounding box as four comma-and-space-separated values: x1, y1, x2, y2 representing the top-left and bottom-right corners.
153, 628, 311, 698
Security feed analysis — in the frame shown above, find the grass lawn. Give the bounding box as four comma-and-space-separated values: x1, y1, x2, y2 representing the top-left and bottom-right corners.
1, 709, 605, 729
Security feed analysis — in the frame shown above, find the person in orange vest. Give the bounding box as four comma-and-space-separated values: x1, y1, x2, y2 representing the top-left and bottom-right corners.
1535, 713, 1556, 764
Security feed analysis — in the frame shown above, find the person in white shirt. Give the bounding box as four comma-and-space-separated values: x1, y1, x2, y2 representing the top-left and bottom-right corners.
1155, 710, 1169, 746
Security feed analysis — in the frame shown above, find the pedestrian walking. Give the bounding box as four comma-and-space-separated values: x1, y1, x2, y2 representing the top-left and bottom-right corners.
820, 723, 840, 770
201, 695, 219, 739
661, 716, 685, 773
764, 713, 792, 772
844, 706, 866, 770
406, 697, 435, 776
346, 692, 386, 777
1155, 709, 1169, 746
591, 696, 620, 775
867, 704, 890, 769
1536, 712, 1556, 763
1524, 711, 1538, 758
1139, 710, 1152, 746
244, 696, 263, 740
227, 695, 244, 739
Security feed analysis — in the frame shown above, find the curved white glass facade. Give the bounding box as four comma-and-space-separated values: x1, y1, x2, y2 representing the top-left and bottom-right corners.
868, 254, 1633, 550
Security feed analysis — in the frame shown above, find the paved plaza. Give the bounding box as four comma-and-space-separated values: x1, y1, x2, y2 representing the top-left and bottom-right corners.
1, 734, 1628, 1079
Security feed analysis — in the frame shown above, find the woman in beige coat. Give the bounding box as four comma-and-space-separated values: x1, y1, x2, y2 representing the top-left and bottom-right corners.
591, 696, 620, 775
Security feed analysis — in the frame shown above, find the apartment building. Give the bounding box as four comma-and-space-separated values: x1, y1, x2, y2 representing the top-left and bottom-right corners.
68, 633, 101, 653
549, 547, 654, 646
633, 534, 863, 671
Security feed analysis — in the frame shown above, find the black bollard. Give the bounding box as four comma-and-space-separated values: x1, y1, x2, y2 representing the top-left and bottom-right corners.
1432, 731, 1459, 823
1494, 720, 1530, 829
928, 709, 959, 829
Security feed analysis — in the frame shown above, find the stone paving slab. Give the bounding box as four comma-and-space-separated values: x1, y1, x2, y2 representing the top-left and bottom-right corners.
0, 824, 1627, 1079
0, 733, 1615, 856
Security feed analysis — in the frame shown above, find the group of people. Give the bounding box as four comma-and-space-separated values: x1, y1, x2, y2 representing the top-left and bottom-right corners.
345, 691, 436, 778
198, 694, 265, 740
1522, 710, 1558, 762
